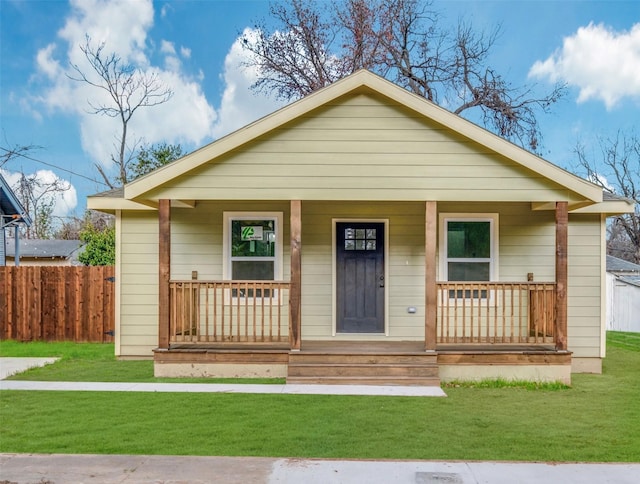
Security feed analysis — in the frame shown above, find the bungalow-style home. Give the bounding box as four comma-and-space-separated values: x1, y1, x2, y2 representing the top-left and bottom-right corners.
606, 255, 640, 333
3, 239, 84, 266
89, 70, 634, 385
1, 174, 32, 266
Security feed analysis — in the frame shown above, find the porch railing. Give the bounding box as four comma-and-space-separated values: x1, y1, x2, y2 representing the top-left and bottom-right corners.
169, 280, 290, 345
436, 282, 556, 345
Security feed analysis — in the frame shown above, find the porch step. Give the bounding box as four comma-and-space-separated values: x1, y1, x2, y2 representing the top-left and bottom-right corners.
287, 351, 440, 386
286, 376, 441, 386
288, 363, 439, 378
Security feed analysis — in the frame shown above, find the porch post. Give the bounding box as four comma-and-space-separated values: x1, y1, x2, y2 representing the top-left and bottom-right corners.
425, 201, 437, 352
158, 199, 171, 350
555, 201, 568, 351
289, 199, 302, 350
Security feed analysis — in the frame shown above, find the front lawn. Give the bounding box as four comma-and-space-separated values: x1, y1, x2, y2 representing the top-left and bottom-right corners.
0, 341, 283, 384
0, 332, 638, 461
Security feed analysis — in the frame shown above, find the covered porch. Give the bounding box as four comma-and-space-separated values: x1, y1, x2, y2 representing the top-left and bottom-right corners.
153, 199, 571, 385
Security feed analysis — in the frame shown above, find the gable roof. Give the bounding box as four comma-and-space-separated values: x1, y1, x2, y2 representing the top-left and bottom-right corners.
1, 174, 32, 226
91, 70, 624, 212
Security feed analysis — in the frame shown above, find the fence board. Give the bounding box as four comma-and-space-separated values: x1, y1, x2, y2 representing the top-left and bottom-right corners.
0, 266, 114, 343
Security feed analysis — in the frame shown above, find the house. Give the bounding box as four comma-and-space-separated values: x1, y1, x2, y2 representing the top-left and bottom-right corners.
1, 174, 32, 266
3, 239, 84, 266
606, 255, 640, 333
88, 70, 635, 385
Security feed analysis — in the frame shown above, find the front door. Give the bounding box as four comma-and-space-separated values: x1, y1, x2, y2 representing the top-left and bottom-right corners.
336, 222, 385, 333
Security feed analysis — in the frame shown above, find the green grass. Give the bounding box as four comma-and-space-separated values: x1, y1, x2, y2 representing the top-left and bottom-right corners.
1, 332, 639, 461
0, 340, 283, 384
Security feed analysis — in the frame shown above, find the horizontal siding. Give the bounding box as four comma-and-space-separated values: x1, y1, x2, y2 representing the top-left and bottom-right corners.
567, 213, 603, 357
119, 211, 159, 357
170, 201, 290, 281
147, 92, 584, 203
117, 201, 604, 358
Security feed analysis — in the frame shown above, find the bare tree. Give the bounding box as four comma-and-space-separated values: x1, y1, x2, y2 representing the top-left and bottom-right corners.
242, 0, 565, 152
0, 143, 39, 168
12, 172, 70, 239
55, 209, 114, 240
2, 144, 70, 239
576, 130, 640, 263
69, 36, 174, 188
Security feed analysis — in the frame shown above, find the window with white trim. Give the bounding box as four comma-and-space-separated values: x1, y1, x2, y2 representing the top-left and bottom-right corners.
440, 214, 498, 297
223, 212, 283, 282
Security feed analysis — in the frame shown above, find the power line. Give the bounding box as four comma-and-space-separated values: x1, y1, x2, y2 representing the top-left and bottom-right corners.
0, 146, 109, 187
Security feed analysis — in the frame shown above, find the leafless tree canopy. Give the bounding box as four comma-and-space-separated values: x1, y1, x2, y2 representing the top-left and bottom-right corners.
242, 0, 565, 152
576, 131, 640, 263
13, 172, 70, 239
69, 36, 173, 188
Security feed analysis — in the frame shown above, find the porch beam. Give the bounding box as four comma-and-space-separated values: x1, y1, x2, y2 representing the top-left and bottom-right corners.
555, 201, 568, 351
290, 200, 302, 350
425, 201, 437, 351
158, 199, 171, 350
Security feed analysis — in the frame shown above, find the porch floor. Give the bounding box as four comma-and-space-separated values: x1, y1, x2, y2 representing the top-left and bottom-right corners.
168, 340, 559, 354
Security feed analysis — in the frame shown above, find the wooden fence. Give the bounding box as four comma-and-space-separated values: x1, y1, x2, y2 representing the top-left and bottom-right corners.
0, 266, 115, 343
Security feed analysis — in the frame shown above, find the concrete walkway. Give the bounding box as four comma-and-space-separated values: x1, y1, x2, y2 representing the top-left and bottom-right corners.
0, 379, 446, 396
1, 454, 639, 483
0, 357, 58, 379
0, 357, 446, 396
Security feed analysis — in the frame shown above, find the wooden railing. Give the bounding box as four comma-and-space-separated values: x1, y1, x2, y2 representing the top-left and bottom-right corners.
436, 282, 556, 345
169, 280, 290, 345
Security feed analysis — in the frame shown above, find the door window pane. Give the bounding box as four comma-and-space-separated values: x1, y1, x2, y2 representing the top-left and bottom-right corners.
344, 226, 378, 251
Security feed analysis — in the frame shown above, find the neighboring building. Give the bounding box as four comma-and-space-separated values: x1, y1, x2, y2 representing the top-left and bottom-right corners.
4, 239, 84, 266
0, 174, 31, 266
89, 70, 635, 385
606, 255, 640, 333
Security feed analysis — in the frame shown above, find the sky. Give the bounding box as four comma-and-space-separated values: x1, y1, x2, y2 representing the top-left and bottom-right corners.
1, 0, 639, 223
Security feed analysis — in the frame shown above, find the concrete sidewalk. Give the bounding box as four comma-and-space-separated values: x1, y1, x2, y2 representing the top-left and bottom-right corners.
1, 454, 639, 483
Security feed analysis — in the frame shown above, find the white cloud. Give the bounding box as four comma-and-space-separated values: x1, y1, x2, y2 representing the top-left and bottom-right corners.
529, 22, 640, 109
180, 46, 191, 59
33, 0, 216, 173
160, 40, 176, 55
0, 168, 78, 219
589, 173, 615, 192
212, 28, 285, 139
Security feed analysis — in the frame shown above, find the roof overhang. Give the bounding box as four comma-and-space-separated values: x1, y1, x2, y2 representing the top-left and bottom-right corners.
1, 173, 32, 226
571, 198, 636, 215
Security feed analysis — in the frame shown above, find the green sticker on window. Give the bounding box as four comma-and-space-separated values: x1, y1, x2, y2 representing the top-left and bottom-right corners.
241, 226, 263, 241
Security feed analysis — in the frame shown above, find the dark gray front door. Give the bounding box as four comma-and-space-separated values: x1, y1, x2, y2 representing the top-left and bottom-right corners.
336, 222, 385, 333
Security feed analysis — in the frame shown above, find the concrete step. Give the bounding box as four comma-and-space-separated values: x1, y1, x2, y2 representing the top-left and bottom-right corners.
286, 375, 441, 386
288, 353, 437, 365
287, 363, 439, 378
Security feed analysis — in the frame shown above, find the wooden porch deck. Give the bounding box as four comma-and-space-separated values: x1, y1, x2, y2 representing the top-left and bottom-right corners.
155, 340, 570, 386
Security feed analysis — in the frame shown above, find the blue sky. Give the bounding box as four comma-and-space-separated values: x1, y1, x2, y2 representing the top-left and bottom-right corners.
1, 0, 639, 221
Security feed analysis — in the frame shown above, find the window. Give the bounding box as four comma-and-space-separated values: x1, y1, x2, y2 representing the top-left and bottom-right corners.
223, 212, 283, 283
440, 214, 498, 297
